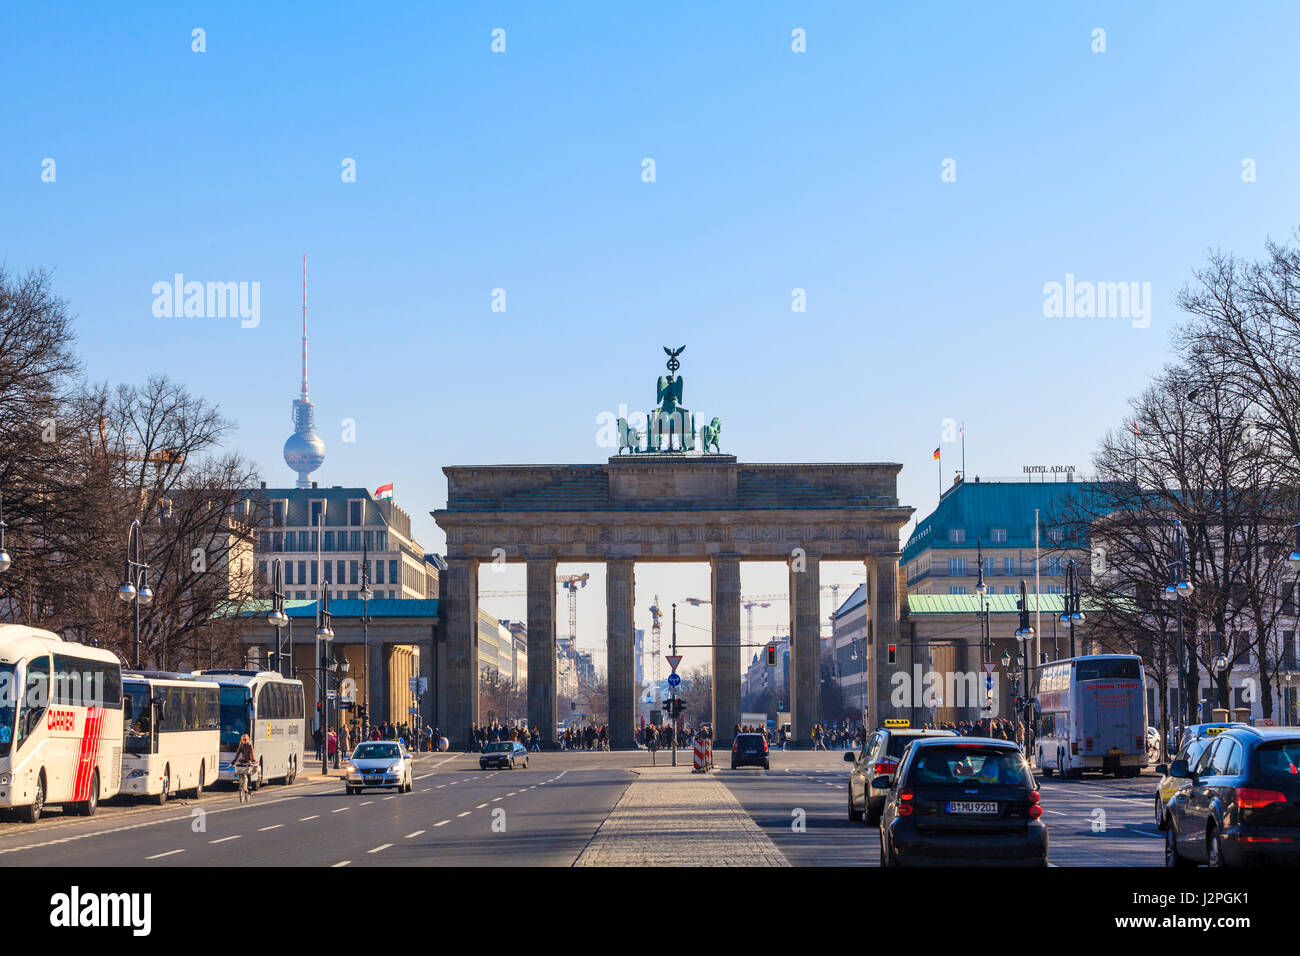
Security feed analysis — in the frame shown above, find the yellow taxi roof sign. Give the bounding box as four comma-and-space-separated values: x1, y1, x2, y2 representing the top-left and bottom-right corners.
1205, 726, 1226, 736
883, 719, 910, 728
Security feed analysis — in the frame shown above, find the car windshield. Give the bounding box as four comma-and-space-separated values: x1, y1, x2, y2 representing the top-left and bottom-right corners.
485, 742, 514, 752
122, 682, 152, 755
908, 747, 1030, 786
219, 686, 249, 752
353, 743, 400, 759
0, 663, 14, 757
1074, 658, 1141, 681
1255, 740, 1300, 779
887, 733, 938, 758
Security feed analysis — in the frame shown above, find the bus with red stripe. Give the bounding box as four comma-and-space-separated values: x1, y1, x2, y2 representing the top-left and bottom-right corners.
0, 624, 124, 822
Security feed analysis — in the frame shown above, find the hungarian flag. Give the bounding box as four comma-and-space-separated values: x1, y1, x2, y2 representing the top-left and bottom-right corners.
933, 447, 941, 461
375, 482, 394, 500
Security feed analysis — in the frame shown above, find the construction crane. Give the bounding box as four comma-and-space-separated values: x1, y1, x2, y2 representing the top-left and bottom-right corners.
682, 593, 785, 647
558, 573, 589, 655
648, 596, 663, 703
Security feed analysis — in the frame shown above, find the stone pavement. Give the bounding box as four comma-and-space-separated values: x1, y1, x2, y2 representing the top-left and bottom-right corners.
573, 765, 789, 866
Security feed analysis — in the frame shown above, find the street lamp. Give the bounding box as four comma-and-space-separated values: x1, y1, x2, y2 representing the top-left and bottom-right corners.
360, 541, 373, 740
118, 519, 154, 668
1289, 524, 1300, 569
315, 587, 334, 775
1161, 518, 1194, 744
267, 559, 290, 675
1015, 579, 1035, 749
0, 493, 12, 574
1058, 560, 1085, 658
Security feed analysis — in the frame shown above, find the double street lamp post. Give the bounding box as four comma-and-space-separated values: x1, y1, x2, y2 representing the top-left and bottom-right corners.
1061, 560, 1085, 659
267, 559, 290, 675
1161, 518, 1194, 748
360, 543, 373, 741
316, 589, 335, 776
118, 519, 154, 669
975, 539, 992, 724
0, 493, 11, 574
1015, 579, 1035, 752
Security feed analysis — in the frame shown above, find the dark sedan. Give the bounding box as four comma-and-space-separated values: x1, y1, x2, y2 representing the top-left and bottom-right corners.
1165, 726, 1300, 867
877, 737, 1048, 867
480, 740, 529, 770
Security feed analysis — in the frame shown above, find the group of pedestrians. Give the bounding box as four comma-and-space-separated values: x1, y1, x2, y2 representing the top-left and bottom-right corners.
562, 724, 609, 750
929, 718, 1025, 746
468, 722, 543, 752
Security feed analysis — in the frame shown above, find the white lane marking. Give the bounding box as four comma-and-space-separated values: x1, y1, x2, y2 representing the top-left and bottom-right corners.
476, 803, 489, 809
209, 835, 241, 844
1045, 810, 1067, 816
434, 820, 449, 827
299, 815, 319, 821
146, 849, 184, 860
435, 785, 446, 789
258, 825, 284, 831
383, 796, 396, 801
457, 811, 471, 817
332, 860, 350, 867
420, 788, 430, 792
491, 797, 502, 802
360, 801, 374, 806
331, 807, 349, 813
367, 843, 392, 854
404, 830, 425, 839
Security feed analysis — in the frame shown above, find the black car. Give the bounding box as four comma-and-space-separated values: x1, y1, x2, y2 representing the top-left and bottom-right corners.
480, 740, 529, 770
1165, 726, 1300, 867
877, 737, 1048, 867
731, 733, 770, 770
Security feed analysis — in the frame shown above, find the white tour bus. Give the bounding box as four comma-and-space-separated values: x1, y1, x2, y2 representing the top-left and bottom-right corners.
0, 623, 124, 821
121, 671, 220, 803
198, 670, 305, 789
1035, 653, 1148, 779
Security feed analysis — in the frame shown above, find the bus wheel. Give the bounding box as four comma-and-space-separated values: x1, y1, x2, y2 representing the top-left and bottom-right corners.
153, 766, 170, 805
79, 771, 99, 817
189, 764, 204, 801
21, 772, 45, 823
285, 757, 296, 786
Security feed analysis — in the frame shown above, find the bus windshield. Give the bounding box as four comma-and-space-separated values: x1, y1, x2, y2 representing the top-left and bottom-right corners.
219, 686, 250, 752
122, 681, 153, 755
0, 663, 14, 757
1074, 658, 1141, 681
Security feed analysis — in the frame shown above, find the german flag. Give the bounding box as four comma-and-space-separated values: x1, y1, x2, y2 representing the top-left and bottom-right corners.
933, 447, 941, 461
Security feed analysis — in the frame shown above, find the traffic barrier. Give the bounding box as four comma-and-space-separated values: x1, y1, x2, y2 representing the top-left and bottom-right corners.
693, 738, 713, 772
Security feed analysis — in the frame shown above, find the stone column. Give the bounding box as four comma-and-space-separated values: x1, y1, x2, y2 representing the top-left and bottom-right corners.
526, 556, 558, 747
872, 553, 901, 728
711, 554, 742, 742
606, 557, 637, 749
443, 555, 479, 749
788, 552, 821, 747
367, 640, 387, 727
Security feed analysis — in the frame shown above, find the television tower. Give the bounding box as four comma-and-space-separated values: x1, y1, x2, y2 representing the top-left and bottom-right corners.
283, 254, 326, 487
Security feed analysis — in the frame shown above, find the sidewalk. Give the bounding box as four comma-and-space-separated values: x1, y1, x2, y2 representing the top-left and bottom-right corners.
574, 765, 788, 867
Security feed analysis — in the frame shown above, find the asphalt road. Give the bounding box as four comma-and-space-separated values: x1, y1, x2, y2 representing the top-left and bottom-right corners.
0, 748, 1170, 866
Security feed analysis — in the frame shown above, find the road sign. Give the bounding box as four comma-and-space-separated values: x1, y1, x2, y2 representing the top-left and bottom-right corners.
326, 690, 336, 700
666, 655, 682, 673
409, 706, 419, 715
408, 677, 420, 693
986, 676, 994, 690
982, 662, 997, 677
667, 673, 681, 688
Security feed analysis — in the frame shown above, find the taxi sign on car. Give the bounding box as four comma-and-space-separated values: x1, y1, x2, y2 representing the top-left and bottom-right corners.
884, 719, 910, 728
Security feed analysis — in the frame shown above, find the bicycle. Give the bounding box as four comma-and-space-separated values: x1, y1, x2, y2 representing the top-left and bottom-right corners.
234, 761, 257, 803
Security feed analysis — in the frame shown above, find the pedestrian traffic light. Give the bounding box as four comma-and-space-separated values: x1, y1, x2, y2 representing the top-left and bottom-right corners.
766, 644, 777, 667
887, 644, 896, 664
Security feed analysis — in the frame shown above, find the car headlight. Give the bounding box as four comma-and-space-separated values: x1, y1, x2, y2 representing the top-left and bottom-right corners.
388, 764, 403, 774
347, 765, 361, 774
0, 772, 10, 785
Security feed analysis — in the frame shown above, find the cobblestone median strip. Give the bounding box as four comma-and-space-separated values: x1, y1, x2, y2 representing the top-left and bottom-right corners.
574, 767, 789, 866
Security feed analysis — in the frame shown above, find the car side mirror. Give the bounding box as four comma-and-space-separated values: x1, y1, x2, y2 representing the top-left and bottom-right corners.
843, 751, 856, 763
871, 776, 891, 790
1155, 764, 1167, 775
1169, 759, 1189, 778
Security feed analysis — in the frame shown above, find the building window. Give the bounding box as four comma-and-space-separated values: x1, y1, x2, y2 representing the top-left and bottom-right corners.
306, 561, 314, 585
1046, 585, 1064, 594
948, 557, 966, 577
376, 531, 387, 552
1046, 557, 1064, 575
259, 561, 268, 584
1048, 528, 1063, 544
991, 528, 1007, 544
310, 500, 326, 526
285, 563, 295, 585
376, 561, 385, 584
271, 500, 287, 526
948, 586, 967, 595
350, 560, 358, 585
296, 591, 306, 600
323, 562, 332, 584
1003, 557, 1015, 575
1005, 586, 1017, 595
389, 560, 398, 586
949, 529, 965, 544
349, 500, 363, 526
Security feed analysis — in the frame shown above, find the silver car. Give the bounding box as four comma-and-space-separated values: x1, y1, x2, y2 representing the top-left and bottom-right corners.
345, 741, 413, 794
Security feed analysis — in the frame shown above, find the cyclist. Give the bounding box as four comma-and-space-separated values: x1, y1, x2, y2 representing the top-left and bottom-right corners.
232, 733, 256, 800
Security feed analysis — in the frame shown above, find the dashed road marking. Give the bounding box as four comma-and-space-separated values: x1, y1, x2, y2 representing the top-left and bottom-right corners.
209, 835, 241, 844
258, 825, 283, 831
404, 830, 424, 839
146, 849, 184, 860
367, 843, 392, 854
299, 815, 319, 821
457, 811, 471, 818
332, 860, 350, 867
434, 820, 449, 827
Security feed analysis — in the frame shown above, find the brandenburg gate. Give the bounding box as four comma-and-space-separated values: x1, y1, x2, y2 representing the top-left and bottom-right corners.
432, 348, 913, 748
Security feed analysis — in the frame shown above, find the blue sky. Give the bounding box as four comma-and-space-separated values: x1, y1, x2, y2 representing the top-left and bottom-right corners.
4, 2, 1299, 671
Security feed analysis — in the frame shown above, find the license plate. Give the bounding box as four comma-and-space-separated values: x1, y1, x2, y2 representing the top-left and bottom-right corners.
946, 801, 997, 814
1108, 748, 1123, 754
364, 776, 381, 783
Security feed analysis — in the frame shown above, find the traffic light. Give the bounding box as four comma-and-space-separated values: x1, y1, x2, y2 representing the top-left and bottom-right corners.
766, 644, 777, 667
887, 644, 896, 664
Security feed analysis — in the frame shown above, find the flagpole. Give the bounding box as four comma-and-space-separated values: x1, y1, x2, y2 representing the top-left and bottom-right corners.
937, 452, 942, 499
961, 422, 966, 482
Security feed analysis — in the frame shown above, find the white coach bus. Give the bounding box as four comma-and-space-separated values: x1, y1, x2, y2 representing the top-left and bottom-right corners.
1035, 653, 1149, 779
0, 623, 124, 821
198, 670, 305, 789
121, 671, 220, 803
